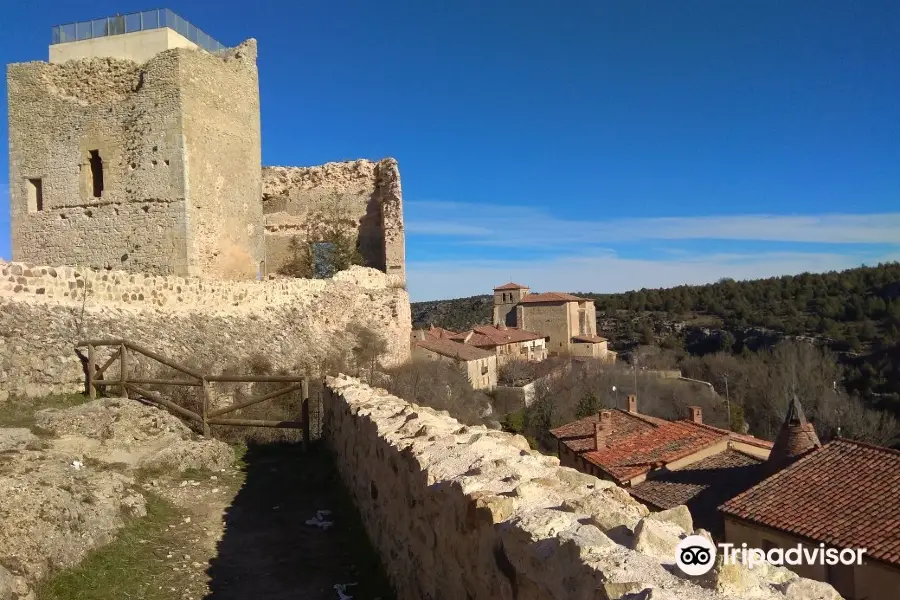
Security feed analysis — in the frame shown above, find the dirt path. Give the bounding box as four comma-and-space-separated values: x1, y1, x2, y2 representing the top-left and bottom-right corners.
1, 395, 394, 600
144, 443, 394, 600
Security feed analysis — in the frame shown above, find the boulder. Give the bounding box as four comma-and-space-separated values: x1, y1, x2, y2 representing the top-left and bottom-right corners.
631, 518, 684, 561
0, 429, 39, 454
645, 505, 693, 535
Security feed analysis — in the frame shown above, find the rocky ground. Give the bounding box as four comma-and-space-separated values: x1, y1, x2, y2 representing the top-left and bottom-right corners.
0, 396, 393, 600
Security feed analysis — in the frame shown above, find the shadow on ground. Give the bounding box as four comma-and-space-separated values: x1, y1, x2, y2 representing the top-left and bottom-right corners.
204, 441, 395, 600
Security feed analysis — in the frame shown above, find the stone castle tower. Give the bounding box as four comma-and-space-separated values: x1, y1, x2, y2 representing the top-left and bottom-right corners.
7, 9, 406, 285
8, 10, 263, 279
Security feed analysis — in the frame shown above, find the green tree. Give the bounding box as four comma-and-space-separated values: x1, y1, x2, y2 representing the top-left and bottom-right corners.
575, 392, 601, 419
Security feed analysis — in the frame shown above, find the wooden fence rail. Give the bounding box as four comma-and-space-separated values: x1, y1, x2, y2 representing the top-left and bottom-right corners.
75, 339, 312, 451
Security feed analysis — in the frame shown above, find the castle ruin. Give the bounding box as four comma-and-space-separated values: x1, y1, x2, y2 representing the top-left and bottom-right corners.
7, 8, 405, 284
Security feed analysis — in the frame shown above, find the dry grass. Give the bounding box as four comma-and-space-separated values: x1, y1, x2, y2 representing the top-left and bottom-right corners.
0, 392, 90, 430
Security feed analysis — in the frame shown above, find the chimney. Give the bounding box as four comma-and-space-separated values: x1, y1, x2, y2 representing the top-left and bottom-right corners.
599, 409, 613, 429
627, 394, 637, 413
413, 330, 426, 341
463, 331, 474, 344
689, 406, 703, 424
592, 422, 605, 451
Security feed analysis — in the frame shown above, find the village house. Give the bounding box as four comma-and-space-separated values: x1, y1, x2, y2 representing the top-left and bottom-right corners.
492, 283, 616, 361
410, 330, 497, 390
719, 401, 900, 600
549, 394, 772, 536
448, 324, 548, 364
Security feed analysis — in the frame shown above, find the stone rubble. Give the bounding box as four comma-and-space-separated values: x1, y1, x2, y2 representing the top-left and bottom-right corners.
0, 398, 233, 599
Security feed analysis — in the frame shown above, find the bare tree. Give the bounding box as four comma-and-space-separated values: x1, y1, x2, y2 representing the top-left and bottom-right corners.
383, 359, 493, 426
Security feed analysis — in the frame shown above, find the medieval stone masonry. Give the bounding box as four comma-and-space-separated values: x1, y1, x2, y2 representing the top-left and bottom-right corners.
3, 16, 411, 401
7, 31, 405, 285
325, 375, 842, 600
0, 260, 411, 400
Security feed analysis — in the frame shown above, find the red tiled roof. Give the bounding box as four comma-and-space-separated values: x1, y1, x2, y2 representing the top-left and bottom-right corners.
426, 326, 457, 340
519, 292, 592, 303
690, 422, 775, 450
550, 410, 667, 453
763, 396, 822, 476
583, 420, 726, 482
572, 335, 608, 344
629, 448, 767, 537
413, 337, 493, 362
450, 325, 546, 348
720, 439, 900, 567
494, 282, 529, 290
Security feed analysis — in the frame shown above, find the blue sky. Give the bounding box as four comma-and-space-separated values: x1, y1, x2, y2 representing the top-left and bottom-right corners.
2, 1, 898, 301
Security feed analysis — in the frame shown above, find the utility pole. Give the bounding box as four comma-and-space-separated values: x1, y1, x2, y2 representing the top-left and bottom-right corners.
632, 354, 638, 400
722, 373, 731, 431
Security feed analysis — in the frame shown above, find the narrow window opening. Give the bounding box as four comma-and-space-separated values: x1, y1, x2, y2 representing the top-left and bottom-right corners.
26, 178, 43, 212
311, 241, 337, 279
89, 150, 104, 198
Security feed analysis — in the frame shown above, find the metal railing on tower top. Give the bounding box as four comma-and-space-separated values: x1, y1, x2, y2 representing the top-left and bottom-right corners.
51, 9, 226, 53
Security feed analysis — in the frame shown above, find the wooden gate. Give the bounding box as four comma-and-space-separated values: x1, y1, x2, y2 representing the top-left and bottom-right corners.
75, 339, 313, 450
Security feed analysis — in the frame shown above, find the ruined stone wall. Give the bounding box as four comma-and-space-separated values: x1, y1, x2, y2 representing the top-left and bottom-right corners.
0, 261, 410, 400
7, 53, 189, 274
178, 41, 263, 279
7, 40, 263, 279
262, 158, 405, 283
324, 375, 841, 600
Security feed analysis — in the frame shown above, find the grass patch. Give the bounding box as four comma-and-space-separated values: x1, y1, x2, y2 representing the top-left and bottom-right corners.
35, 494, 183, 600
0, 393, 90, 429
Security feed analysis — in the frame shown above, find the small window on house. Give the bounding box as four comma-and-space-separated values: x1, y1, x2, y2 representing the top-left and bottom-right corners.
26, 178, 43, 212
88, 150, 104, 198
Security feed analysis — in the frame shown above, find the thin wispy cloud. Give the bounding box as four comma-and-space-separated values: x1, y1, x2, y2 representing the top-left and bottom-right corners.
407, 249, 900, 302
406, 201, 900, 247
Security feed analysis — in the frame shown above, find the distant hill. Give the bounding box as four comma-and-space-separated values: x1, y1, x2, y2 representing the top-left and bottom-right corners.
411, 262, 900, 411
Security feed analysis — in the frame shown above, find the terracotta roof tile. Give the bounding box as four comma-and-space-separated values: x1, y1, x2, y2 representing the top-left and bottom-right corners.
629, 449, 767, 537
551, 410, 732, 482
550, 409, 665, 453
426, 326, 457, 340
519, 292, 592, 303
720, 439, 900, 567
690, 422, 775, 450
494, 282, 529, 290
450, 325, 546, 348
413, 337, 493, 362
583, 421, 726, 482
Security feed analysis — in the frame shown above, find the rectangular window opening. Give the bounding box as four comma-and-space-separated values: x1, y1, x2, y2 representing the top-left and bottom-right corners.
27, 178, 44, 212
89, 150, 104, 198
311, 241, 337, 279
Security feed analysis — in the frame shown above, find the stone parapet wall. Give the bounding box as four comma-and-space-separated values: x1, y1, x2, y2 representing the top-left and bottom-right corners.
0, 260, 397, 310
324, 375, 841, 600
0, 262, 410, 400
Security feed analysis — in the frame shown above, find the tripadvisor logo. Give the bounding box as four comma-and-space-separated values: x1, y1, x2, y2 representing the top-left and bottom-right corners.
676, 535, 717, 576
675, 535, 867, 576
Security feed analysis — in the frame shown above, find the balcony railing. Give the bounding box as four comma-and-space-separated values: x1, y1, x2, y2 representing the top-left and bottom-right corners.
51, 9, 226, 54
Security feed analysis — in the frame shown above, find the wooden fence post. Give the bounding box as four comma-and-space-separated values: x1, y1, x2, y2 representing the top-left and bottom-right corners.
301, 379, 310, 452
120, 343, 129, 398
202, 378, 211, 437
87, 344, 96, 400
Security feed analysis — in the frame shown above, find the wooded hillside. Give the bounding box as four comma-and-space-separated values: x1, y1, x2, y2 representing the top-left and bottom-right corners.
411, 262, 900, 414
